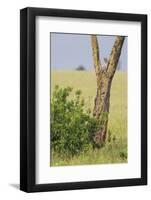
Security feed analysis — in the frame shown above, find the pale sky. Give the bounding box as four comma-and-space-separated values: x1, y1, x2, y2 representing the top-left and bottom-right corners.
50, 33, 127, 71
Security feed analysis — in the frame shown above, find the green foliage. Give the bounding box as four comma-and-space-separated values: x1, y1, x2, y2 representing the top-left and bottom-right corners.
119, 151, 127, 160
51, 139, 128, 166
51, 129, 127, 166
51, 85, 101, 157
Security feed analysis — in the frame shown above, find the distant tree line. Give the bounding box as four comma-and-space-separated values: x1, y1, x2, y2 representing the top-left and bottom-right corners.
75, 65, 86, 71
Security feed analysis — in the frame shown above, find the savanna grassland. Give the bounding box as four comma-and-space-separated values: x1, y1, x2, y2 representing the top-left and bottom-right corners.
50, 70, 127, 166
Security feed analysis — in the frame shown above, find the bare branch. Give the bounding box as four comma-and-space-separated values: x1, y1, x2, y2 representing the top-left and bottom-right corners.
107, 36, 125, 78
91, 35, 102, 76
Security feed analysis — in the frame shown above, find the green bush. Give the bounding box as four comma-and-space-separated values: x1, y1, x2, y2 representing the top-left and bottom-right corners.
51, 85, 101, 157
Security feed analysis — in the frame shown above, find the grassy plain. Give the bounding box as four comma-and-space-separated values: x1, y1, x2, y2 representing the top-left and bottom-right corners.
50, 70, 127, 166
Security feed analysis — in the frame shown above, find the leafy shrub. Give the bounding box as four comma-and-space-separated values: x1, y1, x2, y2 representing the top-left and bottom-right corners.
119, 151, 127, 160
51, 85, 101, 157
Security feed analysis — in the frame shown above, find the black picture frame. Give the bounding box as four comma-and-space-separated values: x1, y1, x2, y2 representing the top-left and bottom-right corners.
20, 7, 147, 193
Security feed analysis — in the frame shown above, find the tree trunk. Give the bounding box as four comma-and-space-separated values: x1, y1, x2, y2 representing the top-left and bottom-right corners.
91, 35, 125, 145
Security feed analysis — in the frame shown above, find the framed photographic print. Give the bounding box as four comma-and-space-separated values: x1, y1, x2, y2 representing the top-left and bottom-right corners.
20, 7, 147, 192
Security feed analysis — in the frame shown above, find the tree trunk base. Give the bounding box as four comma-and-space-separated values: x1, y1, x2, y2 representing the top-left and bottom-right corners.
93, 119, 108, 148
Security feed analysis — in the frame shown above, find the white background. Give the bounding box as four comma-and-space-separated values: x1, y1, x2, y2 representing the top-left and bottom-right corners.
36, 17, 141, 184
0, 0, 150, 199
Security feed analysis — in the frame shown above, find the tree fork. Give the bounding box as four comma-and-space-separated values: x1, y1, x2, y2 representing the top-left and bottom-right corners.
91, 35, 125, 145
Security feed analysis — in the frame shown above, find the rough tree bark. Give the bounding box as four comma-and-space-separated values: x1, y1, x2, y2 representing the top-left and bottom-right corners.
91, 35, 125, 145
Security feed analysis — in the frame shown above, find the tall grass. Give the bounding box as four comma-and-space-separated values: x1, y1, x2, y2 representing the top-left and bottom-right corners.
51, 139, 127, 166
